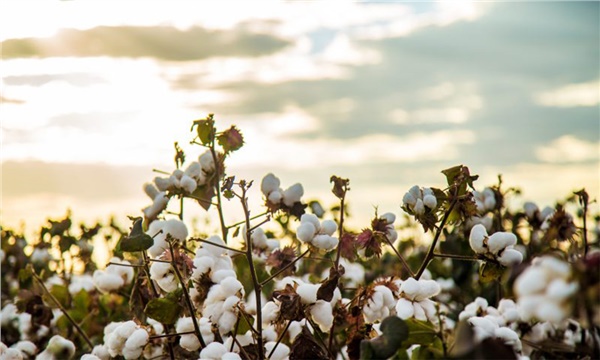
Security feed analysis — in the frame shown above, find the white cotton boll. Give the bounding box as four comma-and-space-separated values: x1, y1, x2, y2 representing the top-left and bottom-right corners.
469, 317, 498, 340
423, 194, 437, 209
211, 269, 237, 284
1, 303, 18, 327
219, 311, 238, 334
124, 329, 149, 357
179, 175, 197, 193
44, 335, 75, 358
523, 202, 538, 219
149, 262, 171, 280
179, 334, 201, 352
154, 176, 173, 191
265, 342, 290, 360
311, 300, 334, 332
156, 274, 178, 292
386, 229, 398, 242
514, 268, 548, 296
115, 321, 138, 339
494, 327, 521, 352
202, 235, 227, 257
498, 248, 523, 266
162, 219, 188, 241
538, 256, 571, 278
487, 232, 517, 255
261, 173, 281, 196
264, 326, 278, 341
469, 224, 488, 254
396, 298, 415, 320
143, 193, 169, 221
199, 151, 215, 172
68, 274, 95, 295
12, 341, 36, 357
301, 213, 321, 230
223, 295, 241, 311
184, 161, 202, 179
497, 299, 517, 314
169, 174, 180, 189
540, 206, 554, 222
297, 283, 319, 304
312, 235, 338, 250
376, 286, 396, 309
266, 239, 279, 250
176, 317, 194, 332
400, 278, 420, 300
320, 220, 338, 236
107, 258, 134, 284
221, 277, 244, 297
414, 280, 441, 301
296, 222, 316, 243
193, 256, 215, 277
81, 355, 101, 360
200, 342, 227, 360
143, 183, 160, 200
282, 183, 304, 207
413, 198, 425, 215
402, 191, 417, 207
411, 302, 426, 321
93, 271, 124, 293
3, 348, 24, 360
222, 353, 242, 360
122, 347, 143, 360
420, 299, 438, 323
536, 302, 567, 324
380, 212, 396, 224
262, 301, 280, 324
268, 190, 283, 204
546, 279, 578, 301
199, 318, 215, 345
517, 295, 544, 322
251, 228, 268, 249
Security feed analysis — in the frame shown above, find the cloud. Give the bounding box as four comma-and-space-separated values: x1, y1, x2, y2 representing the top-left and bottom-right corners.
1, 26, 290, 60
535, 81, 600, 108
535, 135, 600, 163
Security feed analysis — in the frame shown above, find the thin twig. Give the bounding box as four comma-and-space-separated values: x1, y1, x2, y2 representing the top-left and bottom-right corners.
189, 237, 246, 254
209, 146, 228, 242
227, 211, 270, 229
433, 253, 479, 261
382, 235, 414, 278
149, 330, 196, 340
268, 320, 292, 359
260, 249, 310, 287
31, 268, 93, 349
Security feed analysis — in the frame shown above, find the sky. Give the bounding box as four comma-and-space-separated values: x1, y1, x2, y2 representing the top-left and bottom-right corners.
1, 0, 599, 234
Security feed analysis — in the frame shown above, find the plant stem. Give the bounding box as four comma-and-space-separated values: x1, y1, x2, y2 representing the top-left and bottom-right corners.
333, 191, 346, 270
227, 211, 270, 229
209, 145, 228, 243
260, 249, 310, 287
268, 320, 292, 359
167, 240, 206, 349
149, 330, 195, 340
415, 200, 457, 280
383, 235, 414, 278
433, 253, 479, 261
582, 197, 589, 256
189, 237, 246, 254
31, 268, 93, 349
239, 185, 264, 360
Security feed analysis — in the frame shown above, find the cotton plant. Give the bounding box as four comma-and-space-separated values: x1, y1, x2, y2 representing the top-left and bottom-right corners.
203, 276, 245, 335
363, 282, 397, 323
469, 224, 523, 267
35, 335, 75, 360
145, 218, 188, 258
472, 187, 497, 214
0, 341, 36, 359
149, 261, 178, 292
260, 173, 304, 211
296, 213, 338, 251
402, 185, 438, 216
514, 256, 578, 324
92, 257, 134, 293
176, 317, 215, 352
199, 342, 241, 360
102, 321, 150, 359
191, 235, 235, 287
242, 226, 280, 261
395, 277, 441, 324
467, 316, 523, 355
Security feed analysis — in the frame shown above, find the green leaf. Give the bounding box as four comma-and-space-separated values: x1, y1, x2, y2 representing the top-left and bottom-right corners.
191, 184, 215, 211
192, 115, 215, 145
144, 297, 182, 325
48, 285, 70, 308
120, 218, 154, 252
236, 311, 255, 335
478, 261, 505, 283
405, 319, 438, 346
361, 316, 409, 359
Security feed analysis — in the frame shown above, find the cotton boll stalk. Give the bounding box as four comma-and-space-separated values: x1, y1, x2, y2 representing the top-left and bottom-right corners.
261, 173, 281, 196
282, 183, 304, 207
469, 224, 487, 254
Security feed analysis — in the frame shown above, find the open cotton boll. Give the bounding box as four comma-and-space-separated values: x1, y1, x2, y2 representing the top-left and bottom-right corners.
222, 353, 242, 360
2, 348, 24, 360
184, 161, 202, 179
261, 173, 280, 195
220, 277, 244, 297
154, 176, 173, 191
202, 235, 227, 257
179, 175, 197, 193
487, 232, 517, 255
200, 341, 228, 359
211, 269, 236, 284
414, 280, 441, 301
156, 274, 178, 292
297, 283, 319, 304
514, 267, 548, 296
149, 262, 171, 280
311, 300, 334, 332
262, 301, 281, 324
498, 248, 523, 266
380, 212, 396, 224
494, 327, 521, 352
469, 317, 499, 340
546, 279, 578, 301
199, 151, 216, 172
143, 193, 169, 220
11, 341, 36, 358
282, 183, 304, 207
413, 199, 425, 215
249, 228, 268, 249
469, 224, 487, 253
123, 329, 148, 359
396, 298, 415, 320
93, 270, 124, 293
143, 183, 160, 200
218, 310, 238, 334
81, 355, 101, 360
320, 220, 338, 236
400, 278, 421, 299
162, 219, 188, 241
312, 235, 338, 250
296, 222, 316, 243
265, 342, 290, 360
423, 194, 437, 209
42, 335, 75, 359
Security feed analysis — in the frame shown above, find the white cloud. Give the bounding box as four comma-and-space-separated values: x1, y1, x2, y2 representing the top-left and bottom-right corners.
535, 81, 600, 108
535, 135, 600, 163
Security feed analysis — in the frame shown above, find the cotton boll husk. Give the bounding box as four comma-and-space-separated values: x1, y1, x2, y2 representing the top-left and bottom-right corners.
380, 212, 396, 224
469, 224, 487, 254
297, 283, 319, 304
282, 183, 304, 207
396, 298, 415, 320
312, 235, 338, 250
179, 175, 197, 193
311, 300, 334, 332
296, 223, 316, 243
211, 269, 237, 284
413, 198, 425, 215
514, 268, 548, 296
154, 176, 173, 191
498, 248, 523, 266
400, 278, 421, 300
261, 173, 281, 195
200, 342, 227, 359
487, 232, 517, 255
199, 151, 215, 172
143, 183, 160, 200
414, 280, 441, 301
320, 220, 338, 236
265, 342, 290, 360
423, 194, 437, 209
546, 279, 578, 301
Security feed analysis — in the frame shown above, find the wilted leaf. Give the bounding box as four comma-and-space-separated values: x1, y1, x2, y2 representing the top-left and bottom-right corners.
144, 297, 182, 325
192, 184, 215, 211
290, 326, 329, 360
273, 284, 304, 322
317, 266, 343, 302
130, 272, 152, 322
120, 218, 154, 252
330, 176, 350, 200
217, 125, 244, 153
